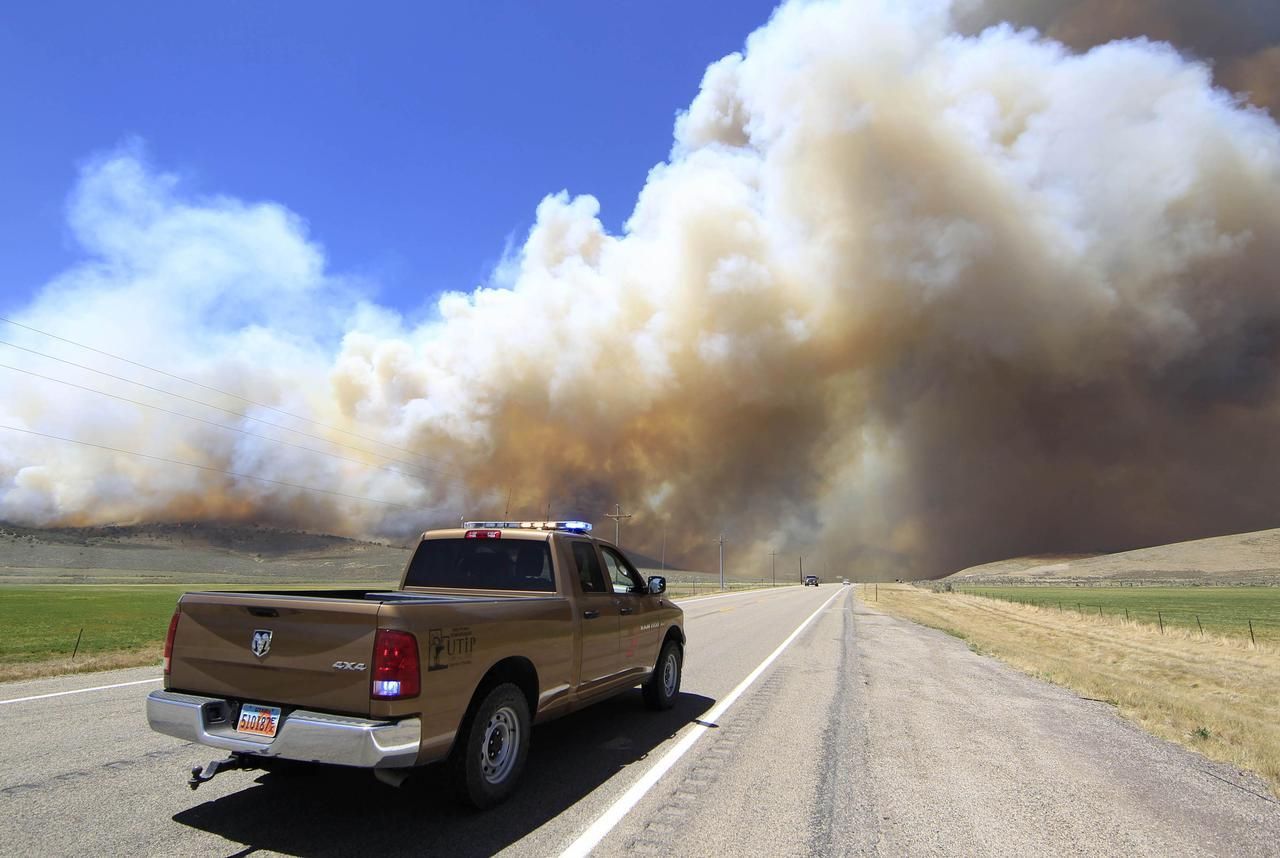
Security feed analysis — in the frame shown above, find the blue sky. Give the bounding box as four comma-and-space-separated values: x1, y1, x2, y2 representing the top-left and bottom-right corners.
0, 0, 780, 317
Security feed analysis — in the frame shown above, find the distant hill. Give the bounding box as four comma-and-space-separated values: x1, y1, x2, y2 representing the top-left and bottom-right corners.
0, 521, 412, 585
943, 528, 1280, 586
0, 521, 740, 585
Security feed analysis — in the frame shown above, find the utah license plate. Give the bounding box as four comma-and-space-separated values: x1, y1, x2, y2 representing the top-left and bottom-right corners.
236, 703, 281, 738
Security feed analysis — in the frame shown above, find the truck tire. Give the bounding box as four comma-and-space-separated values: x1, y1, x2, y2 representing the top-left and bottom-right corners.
451, 682, 531, 809
642, 639, 682, 710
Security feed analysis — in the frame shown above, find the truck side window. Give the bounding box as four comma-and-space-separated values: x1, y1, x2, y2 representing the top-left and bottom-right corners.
601, 547, 645, 594
571, 541, 608, 594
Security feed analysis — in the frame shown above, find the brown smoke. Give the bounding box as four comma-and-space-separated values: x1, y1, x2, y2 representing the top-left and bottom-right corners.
6, 1, 1280, 578
960, 0, 1280, 115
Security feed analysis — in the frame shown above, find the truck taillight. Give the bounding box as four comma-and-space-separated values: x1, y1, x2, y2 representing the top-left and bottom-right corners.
163, 610, 181, 677
371, 629, 420, 700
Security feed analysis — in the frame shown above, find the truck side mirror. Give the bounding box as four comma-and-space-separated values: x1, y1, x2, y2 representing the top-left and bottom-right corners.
647, 576, 666, 595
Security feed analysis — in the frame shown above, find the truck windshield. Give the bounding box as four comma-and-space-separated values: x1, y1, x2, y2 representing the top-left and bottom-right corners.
403, 538, 556, 592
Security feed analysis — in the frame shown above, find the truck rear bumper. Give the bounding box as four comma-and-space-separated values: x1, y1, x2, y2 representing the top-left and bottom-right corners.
146, 689, 421, 768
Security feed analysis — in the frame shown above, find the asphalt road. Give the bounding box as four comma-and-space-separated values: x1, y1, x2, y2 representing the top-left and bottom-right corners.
2, 586, 1278, 856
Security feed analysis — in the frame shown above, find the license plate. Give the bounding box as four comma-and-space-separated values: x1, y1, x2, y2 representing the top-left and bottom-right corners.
236, 703, 281, 738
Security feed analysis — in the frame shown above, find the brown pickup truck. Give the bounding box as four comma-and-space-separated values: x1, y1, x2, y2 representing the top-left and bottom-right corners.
146, 521, 684, 807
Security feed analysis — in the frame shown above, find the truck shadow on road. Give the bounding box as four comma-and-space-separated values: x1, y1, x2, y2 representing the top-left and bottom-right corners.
173, 689, 713, 857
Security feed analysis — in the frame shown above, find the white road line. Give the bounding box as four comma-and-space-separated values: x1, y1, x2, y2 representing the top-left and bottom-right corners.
0, 677, 162, 706
675, 585, 798, 605
561, 587, 846, 858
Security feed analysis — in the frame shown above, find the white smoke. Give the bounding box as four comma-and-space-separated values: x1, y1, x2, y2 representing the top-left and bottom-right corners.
5, 1, 1280, 577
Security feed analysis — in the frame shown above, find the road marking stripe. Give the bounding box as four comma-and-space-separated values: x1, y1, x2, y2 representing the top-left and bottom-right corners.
0, 677, 162, 706
561, 587, 845, 858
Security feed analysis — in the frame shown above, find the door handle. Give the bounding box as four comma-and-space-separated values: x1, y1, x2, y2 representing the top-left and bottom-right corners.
583, 610, 600, 619
619, 607, 634, 615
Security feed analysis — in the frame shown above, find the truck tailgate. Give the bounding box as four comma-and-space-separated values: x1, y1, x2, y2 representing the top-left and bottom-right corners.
168, 592, 383, 717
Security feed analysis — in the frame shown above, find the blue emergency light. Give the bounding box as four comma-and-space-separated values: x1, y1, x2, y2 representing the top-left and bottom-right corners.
462, 520, 593, 533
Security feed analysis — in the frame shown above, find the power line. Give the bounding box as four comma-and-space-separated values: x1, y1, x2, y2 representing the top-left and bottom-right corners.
0, 338, 456, 480
0, 315, 451, 467
0, 362, 467, 489
718, 533, 725, 590
604, 503, 632, 546
0, 424, 423, 511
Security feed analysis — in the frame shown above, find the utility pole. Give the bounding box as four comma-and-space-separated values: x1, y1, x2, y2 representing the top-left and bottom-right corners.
718, 533, 725, 590
770, 551, 776, 586
799, 555, 803, 582
605, 504, 632, 546
661, 526, 667, 572
503, 488, 512, 520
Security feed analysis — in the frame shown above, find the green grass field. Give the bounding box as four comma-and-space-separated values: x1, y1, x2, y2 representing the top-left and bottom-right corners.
0, 582, 398, 667
955, 585, 1280, 642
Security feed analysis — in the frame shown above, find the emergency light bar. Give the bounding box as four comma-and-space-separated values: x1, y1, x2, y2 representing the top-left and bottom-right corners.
463, 520, 593, 533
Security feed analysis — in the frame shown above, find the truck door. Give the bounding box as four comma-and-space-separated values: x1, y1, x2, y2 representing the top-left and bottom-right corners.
601, 545, 665, 679
569, 539, 621, 691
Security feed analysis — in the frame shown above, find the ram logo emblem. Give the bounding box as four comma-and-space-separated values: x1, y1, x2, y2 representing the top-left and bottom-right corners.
250, 629, 272, 658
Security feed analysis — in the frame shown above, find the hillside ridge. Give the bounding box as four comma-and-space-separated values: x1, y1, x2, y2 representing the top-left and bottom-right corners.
944, 527, 1280, 585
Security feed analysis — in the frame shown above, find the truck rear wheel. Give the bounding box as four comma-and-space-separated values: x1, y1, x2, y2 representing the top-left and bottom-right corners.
642, 639, 682, 710
451, 682, 531, 809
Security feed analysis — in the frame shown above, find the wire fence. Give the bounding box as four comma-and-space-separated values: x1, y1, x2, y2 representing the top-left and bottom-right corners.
929, 584, 1280, 645
640, 570, 803, 598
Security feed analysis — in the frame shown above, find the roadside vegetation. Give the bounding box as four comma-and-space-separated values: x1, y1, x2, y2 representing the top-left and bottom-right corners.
0, 582, 397, 683
953, 586, 1280, 643
654, 576, 796, 600
866, 584, 1280, 796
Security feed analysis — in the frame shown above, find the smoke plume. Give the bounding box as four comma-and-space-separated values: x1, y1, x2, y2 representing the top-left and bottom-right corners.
4, 0, 1280, 578
958, 0, 1280, 115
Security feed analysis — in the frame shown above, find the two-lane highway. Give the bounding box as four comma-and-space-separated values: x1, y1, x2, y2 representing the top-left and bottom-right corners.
3, 586, 1279, 856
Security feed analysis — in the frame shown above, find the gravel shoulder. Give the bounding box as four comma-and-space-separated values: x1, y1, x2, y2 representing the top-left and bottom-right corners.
598, 591, 1280, 856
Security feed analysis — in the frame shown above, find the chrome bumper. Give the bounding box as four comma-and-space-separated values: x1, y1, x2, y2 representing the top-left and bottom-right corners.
146, 689, 421, 768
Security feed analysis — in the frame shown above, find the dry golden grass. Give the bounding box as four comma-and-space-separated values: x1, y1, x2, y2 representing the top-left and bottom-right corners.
0, 646, 161, 684
867, 584, 1280, 796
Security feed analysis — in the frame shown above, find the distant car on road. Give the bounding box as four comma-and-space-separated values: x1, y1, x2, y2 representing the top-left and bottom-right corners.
804, 575, 819, 587
843, 578, 850, 585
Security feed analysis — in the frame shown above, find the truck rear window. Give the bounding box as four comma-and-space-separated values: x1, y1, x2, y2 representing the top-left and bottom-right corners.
403, 539, 556, 592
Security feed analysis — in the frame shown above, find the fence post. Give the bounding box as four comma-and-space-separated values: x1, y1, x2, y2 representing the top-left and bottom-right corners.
1158, 611, 1164, 634
1249, 620, 1256, 646
72, 627, 84, 660
1077, 603, 1083, 616
1098, 605, 1103, 618
1196, 615, 1203, 637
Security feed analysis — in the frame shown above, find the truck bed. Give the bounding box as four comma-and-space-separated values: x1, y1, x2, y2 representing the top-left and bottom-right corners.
168, 589, 567, 718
